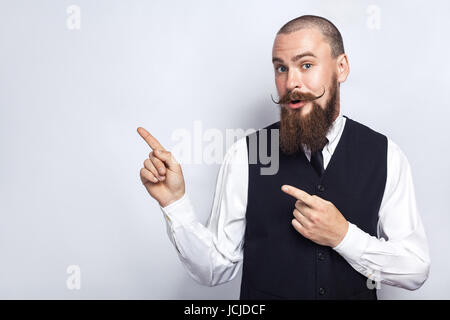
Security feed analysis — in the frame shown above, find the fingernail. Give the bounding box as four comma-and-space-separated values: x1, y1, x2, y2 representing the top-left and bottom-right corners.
158, 175, 165, 180
153, 177, 158, 182
282, 186, 288, 192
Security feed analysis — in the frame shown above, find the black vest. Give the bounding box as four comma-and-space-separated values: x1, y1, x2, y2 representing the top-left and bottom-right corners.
240, 115, 387, 300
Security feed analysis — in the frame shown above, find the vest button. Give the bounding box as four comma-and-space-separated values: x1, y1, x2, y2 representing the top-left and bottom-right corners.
318, 252, 324, 261
319, 287, 326, 295
317, 184, 325, 192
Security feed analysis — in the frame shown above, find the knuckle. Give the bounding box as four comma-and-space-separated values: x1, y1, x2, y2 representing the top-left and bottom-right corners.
143, 159, 152, 169
146, 172, 157, 181
150, 157, 158, 165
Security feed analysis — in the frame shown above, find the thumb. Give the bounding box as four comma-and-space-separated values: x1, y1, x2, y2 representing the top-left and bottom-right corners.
153, 149, 181, 172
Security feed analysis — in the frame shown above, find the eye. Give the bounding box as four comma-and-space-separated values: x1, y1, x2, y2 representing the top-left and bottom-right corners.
302, 63, 312, 70
276, 65, 287, 73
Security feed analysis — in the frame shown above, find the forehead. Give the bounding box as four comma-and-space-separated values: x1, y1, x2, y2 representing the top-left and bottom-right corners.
272, 28, 330, 61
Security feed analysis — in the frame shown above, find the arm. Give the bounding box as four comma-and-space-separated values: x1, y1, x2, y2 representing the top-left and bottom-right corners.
332, 138, 431, 290
160, 137, 248, 286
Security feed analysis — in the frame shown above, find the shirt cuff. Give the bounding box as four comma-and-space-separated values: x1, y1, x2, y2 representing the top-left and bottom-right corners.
332, 222, 371, 262
159, 193, 197, 228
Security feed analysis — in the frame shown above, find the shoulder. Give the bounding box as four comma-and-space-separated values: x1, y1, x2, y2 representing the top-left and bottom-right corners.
245, 121, 280, 139
222, 136, 248, 166
386, 137, 411, 173
345, 116, 387, 142
344, 117, 388, 158
346, 117, 411, 168
221, 121, 280, 165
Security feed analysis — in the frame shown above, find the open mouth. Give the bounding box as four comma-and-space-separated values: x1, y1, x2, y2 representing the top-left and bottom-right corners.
287, 100, 307, 109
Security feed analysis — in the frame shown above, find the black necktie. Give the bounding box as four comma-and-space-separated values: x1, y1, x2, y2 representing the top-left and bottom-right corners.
310, 138, 328, 177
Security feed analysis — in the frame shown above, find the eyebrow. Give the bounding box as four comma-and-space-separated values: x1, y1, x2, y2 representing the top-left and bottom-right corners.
272, 51, 317, 64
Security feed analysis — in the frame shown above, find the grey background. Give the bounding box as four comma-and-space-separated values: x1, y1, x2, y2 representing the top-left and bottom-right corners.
0, 0, 448, 299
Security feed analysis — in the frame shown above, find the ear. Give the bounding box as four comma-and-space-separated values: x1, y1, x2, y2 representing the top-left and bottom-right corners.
336, 53, 350, 83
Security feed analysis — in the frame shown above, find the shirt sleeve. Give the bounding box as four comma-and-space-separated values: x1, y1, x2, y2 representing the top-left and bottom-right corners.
159, 137, 248, 287
332, 138, 431, 290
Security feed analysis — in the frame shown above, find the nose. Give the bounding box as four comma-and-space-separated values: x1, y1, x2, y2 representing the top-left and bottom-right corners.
286, 68, 303, 92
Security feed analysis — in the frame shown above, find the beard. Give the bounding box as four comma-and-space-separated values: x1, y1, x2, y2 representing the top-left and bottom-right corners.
278, 74, 339, 155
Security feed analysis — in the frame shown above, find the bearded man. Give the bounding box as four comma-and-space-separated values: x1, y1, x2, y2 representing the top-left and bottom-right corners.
138, 15, 430, 300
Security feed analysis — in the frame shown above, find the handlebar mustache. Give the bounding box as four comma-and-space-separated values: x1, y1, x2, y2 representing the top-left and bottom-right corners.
271, 87, 326, 105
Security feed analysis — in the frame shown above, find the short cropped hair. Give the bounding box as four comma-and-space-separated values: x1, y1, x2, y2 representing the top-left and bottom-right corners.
277, 15, 345, 59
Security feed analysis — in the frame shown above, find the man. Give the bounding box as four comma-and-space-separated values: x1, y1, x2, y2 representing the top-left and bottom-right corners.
137, 15, 430, 299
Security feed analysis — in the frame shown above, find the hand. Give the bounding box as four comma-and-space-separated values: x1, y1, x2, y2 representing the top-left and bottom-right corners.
137, 127, 185, 207
281, 185, 349, 248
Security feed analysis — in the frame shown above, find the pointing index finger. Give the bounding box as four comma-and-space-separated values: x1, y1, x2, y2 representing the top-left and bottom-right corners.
137, 127, 166, 151
282, 185, 314, 206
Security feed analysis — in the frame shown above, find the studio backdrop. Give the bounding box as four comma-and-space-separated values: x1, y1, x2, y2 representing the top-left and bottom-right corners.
0, 0, 449, 299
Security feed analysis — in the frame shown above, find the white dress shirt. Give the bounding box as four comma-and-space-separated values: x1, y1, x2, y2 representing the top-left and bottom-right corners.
159, 109, 431, 291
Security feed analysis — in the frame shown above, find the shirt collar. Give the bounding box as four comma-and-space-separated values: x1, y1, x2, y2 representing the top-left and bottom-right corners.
324, 109, 344, 154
